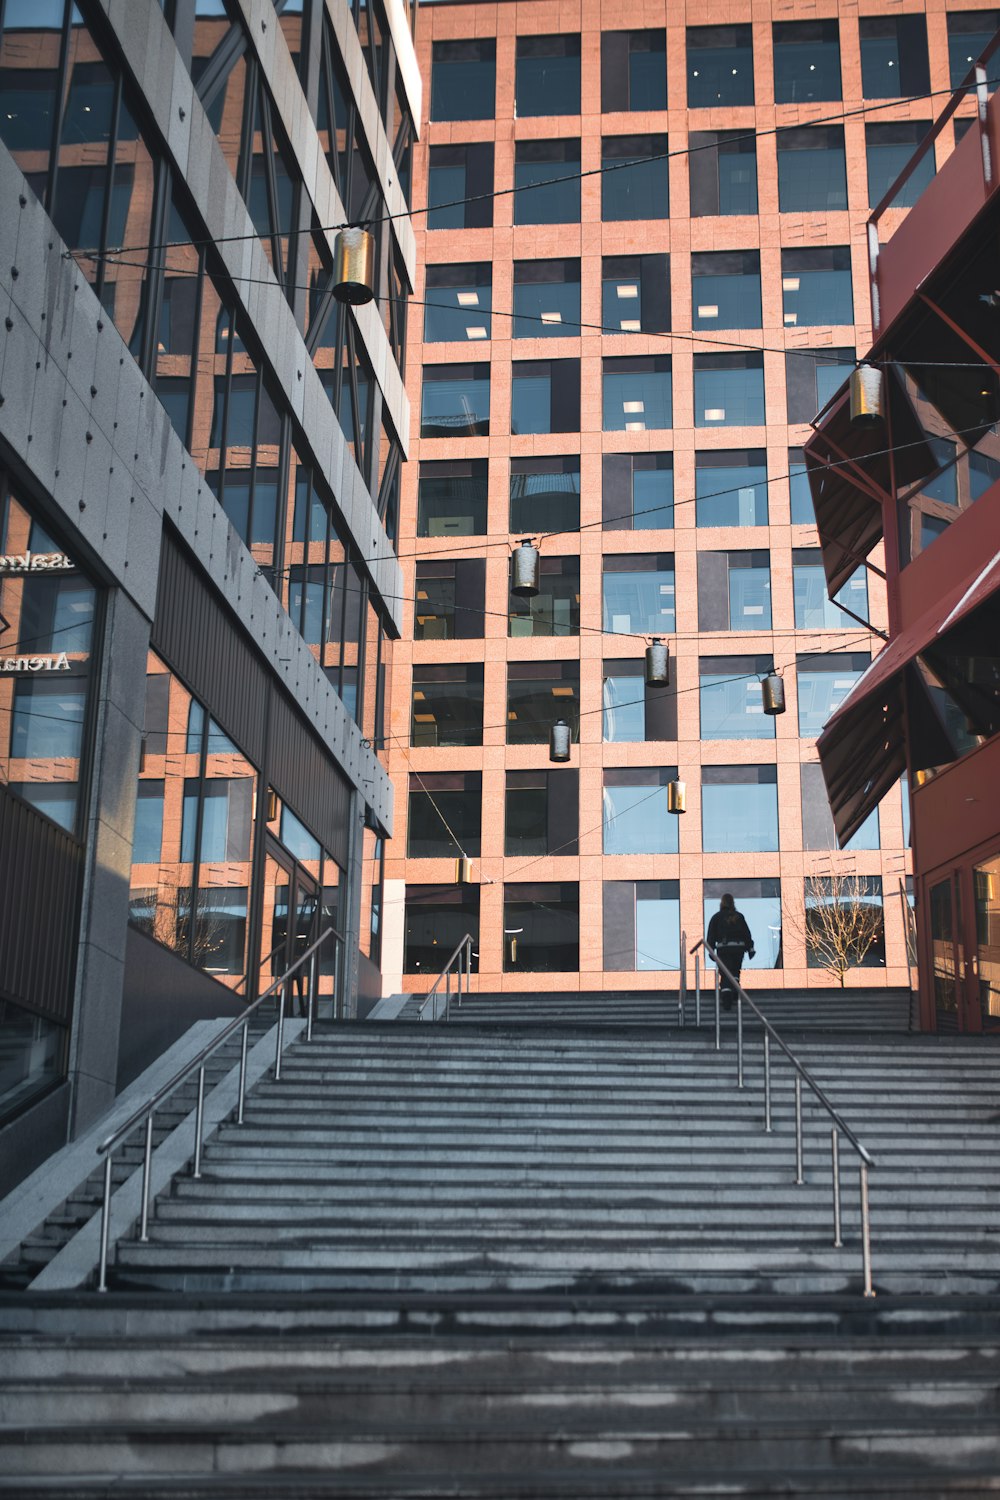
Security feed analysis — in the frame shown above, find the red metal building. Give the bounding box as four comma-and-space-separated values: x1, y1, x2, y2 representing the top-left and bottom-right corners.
810, 42, 1000, 1033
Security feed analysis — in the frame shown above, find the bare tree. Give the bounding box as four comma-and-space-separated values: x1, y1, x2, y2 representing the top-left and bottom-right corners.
129, 884, 232, 968
797, 871, 885, 986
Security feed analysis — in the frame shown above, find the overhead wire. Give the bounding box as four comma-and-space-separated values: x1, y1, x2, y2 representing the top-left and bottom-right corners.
64, 76, 1000, 263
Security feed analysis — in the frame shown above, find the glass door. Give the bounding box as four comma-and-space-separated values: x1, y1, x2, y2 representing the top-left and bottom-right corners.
259, 843, 318, 1017
928, 874, 962, 1031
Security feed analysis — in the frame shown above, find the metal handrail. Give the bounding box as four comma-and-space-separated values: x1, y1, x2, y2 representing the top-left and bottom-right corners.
692, 938, 876, 1297
417, 933, 474, 1021
94, 926, 339, 1292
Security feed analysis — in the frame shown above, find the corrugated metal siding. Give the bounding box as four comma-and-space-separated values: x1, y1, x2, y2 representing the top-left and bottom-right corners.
0, 787, 83, 1025
268, 688, 352, 867
151, 534, 268, 769
153, 532, 352, 867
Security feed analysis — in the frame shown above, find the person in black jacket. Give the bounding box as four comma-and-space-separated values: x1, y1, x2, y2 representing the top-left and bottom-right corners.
707, 893, 755, 1010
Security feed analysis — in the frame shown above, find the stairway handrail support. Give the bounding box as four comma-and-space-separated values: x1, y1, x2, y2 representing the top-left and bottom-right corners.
416, 933, 475, 1021
692, 937, 876, 1297
94, 927, 338, 1292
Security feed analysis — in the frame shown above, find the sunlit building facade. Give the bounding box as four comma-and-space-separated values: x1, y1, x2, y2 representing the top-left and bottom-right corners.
383, 0, 999, 998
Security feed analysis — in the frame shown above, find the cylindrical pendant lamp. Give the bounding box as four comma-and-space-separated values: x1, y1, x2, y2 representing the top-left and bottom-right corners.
332, 228, 376, 305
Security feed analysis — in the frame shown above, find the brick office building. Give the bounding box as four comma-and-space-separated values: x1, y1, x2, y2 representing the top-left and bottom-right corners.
381, 0, 1000, 998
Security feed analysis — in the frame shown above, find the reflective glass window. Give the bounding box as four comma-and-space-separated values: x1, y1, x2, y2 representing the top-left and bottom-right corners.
423, 264, 492, 344
698, 550, 771, 631
603, 769, 678, 854
602, 659, 675, 743
605, 880, 680, 971
800, 762, 879, 851
694, 353, 765, 427
700, 656, 775, 740
407, 772, 482, 858
404, 885, 480, 974
793, 553, 868, 628
603, 356, 672, 431
866, 121, 935, 208
797, 652, 870, 737
411, 664, 484, 748
603, 453, 674, 530
516, 35, 580, 117
702, 766, 779, 852
785, 348, 856, 425
696, 450, 768, 527
514, 139, 580, 224
430, 38, 496, 120
776, 126, 847, 212
427, 142, 494, 229
782, 248, 853, 328
602, 254, 670, 335
420, 364, 490, 438
687, 25, 754, 107
948, 12, 1000, 89
602, 554, 675, 636
511, 359, 580, 435
692, 251, 761, 331
860, 15, 930, 99
689, 131, 757, 215
513, 259, 580, 339
805, 875, 885, 971
602, 134, 669, 220
601, 30, 667, 111
506, 662, 579, 745
418, 460, 488, 537
703, 878, 783, 970
414, 559, 486, 640
789, 450, 815, 522
509, 557, 580, 638
510, 458, 580, 533
504, 883, 579, 972
505, 769, 579, 858
772, 20, 841, 102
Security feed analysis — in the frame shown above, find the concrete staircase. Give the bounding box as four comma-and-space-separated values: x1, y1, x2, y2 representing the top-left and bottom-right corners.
446, 987, 916, 1030
1, 1013, 998, 1493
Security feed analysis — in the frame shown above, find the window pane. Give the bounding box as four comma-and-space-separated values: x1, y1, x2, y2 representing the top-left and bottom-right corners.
729, 558, 772, 629
514, 141, 580, 224
772, 20, 841, 103
632, 461, 674, 529
603, 672, 645, 742
793, 558, 868, 628
797, 656, 868, 737
636, 893, 680, 969
516, 35, 580, 117
404, 887, 480, 973
510, 459, 580, 532
694, 354, 764, 426
789, 450, 814, 522
513, 259, 580, 338
700, 661, 775, 739
504, 884, 579, 971
603, 357, 672, 431
603, 558, 675, 635
866, 122, 935, 208
692, 251, 761, 330
423, 265, 491, 343
603, 781, 678, 854
431, 39, 496, 121
696, 453, 768, 526
411, 666, 484, 747
782, 249, 853, 327
506, 665, 579, 744
776, 127, 847, 212
702, 769, 779, 852
509, 558, 580, 637
703, 879, 783, 970
689, 131, 758, 215
860, 16, 929, 99
408, 775, 482, 858
420, 365, 490, 437
418, 461, 488, 536
602, 135, 669, 219
948, 12, 1000, 89
687, 25, 754, 107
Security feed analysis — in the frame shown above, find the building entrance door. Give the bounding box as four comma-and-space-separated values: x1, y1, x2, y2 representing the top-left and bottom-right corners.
260, 841, 319, 1019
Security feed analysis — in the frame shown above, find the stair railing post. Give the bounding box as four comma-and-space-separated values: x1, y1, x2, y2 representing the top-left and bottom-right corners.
237, 1020, 249, 1125
860, 1161, 875, 1297
714, 965, 720, 1051
831, 1128, 842, 1248
192, 1065, 206, 1180
694, 953, 701, 1028
275, 984, 286, 1081
763, 1034, 772, 1133
97, 1153, 113, 1293
445, 967, 451, 1023
465, 937, 472, 1002
306, 947, 317, 1043
736, 993, 744, 1088
794, 1075, 804, 1185
138, 1114, 154, 1242
679, 930, 686, 1027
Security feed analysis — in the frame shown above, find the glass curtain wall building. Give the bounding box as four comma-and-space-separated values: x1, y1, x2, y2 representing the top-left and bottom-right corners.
0, 0, 416, 1188
380, 0, 990, 1000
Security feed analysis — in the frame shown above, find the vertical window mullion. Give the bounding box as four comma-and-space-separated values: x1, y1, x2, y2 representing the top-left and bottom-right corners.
46, 0, 75, 217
